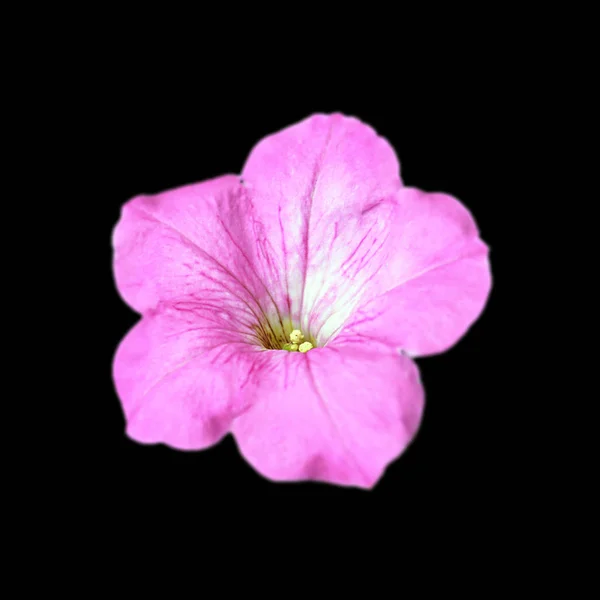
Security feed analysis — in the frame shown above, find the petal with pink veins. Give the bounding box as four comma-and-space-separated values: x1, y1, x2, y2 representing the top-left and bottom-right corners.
113, 304, 268, 450
112, 174, 287, 324
332, 188, 492, 356
240, 113, 403, 332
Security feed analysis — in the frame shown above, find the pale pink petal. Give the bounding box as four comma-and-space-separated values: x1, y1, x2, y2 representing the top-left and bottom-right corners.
113, 304, 266, 449
333, 188, 492, 356
230, 343, 424, 489
112, 174, 285, 325
240, 113, 403, 332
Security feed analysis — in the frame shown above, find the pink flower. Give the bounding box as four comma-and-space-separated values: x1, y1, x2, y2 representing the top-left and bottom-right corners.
112, 113, 491, 489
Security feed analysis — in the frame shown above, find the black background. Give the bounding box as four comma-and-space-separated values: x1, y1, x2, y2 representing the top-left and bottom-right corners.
92, 63, 506, 514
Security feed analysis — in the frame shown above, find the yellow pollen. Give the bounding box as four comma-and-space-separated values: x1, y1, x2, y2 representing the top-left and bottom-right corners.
290, 329, 305, 344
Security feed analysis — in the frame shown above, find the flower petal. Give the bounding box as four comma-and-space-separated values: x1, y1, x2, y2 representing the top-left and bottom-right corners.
240, 113, 403, 329
112, 174, 285, 326
113, 305, 264, 449
334, 188, 492, 356
230, 343, 424, 489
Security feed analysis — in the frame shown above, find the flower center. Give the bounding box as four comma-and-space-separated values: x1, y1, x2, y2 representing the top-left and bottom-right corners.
283, 330, 314, 353
252, 318, 316, 352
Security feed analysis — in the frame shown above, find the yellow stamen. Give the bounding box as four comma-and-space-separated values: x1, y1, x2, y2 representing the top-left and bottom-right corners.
290, 329, 305, 344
